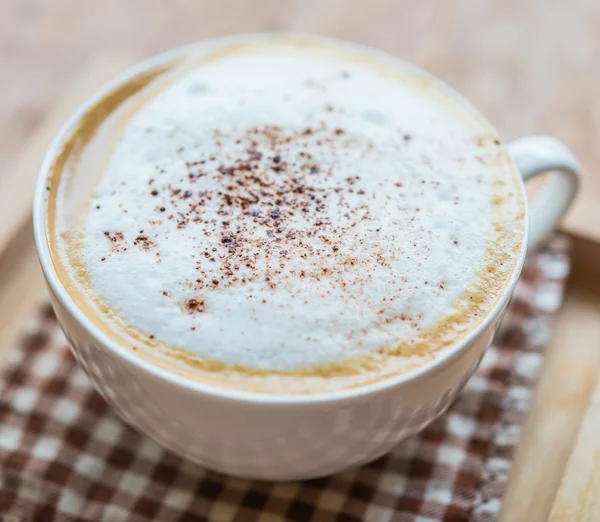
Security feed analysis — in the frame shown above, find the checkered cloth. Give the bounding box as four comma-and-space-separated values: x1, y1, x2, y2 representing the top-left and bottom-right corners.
0, 236, 570, 522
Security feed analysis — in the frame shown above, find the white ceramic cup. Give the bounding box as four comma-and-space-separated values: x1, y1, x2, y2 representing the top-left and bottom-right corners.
33, 34, 580, 480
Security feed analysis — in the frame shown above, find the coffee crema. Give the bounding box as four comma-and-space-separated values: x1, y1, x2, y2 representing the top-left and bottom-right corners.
46, 36, 526, 393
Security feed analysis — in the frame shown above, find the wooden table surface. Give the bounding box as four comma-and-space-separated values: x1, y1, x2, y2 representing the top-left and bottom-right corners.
2, 1, 600, 520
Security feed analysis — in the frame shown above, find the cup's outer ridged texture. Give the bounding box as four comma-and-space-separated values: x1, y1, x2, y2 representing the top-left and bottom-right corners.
49, 286, 508, 480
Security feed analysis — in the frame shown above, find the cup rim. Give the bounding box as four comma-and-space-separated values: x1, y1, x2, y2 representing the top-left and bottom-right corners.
33, 32, 528, 404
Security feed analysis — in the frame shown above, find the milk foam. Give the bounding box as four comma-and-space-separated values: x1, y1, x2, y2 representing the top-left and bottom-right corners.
63, 41, 523, 382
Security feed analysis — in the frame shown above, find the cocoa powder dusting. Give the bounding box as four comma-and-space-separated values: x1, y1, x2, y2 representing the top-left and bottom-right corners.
101, 121, 418, 310
183, 298, 205, 313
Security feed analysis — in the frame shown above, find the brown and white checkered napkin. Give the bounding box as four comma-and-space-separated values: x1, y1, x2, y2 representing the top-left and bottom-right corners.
0, 235, 570, 522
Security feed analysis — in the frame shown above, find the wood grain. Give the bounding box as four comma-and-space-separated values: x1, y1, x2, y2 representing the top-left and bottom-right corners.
499, 282, 600, 521
0, 219, 47, 357
550, 372, 600, 521
544, 252, 600, 521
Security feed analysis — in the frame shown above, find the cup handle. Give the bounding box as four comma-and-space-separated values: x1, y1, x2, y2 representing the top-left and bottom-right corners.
507, 135, 580, 252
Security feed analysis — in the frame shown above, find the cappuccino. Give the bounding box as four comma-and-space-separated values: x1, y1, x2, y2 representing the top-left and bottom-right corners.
46, 36, 526, 393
